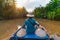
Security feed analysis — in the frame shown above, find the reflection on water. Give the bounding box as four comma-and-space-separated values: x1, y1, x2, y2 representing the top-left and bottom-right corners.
0, 18, 60, 40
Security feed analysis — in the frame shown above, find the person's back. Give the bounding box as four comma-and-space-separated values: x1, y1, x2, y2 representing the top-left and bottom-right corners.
25, 18, 37, 34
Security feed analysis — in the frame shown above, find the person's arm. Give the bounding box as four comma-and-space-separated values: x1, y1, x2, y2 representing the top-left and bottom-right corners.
32, 18, 39, 26
34, 21, 40, 29
35, 21, 39, 26
22, 24, 26, 29
39, 25, 47, 32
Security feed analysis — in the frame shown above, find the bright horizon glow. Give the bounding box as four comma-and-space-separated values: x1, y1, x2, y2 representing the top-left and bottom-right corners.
26, 8, 34, 12
15, 0, 51, 12
15, 4, 23, 8
15, 0, 24, 8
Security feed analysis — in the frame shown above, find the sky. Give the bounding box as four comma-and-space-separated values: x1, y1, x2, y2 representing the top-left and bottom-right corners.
15, 0, 51, 12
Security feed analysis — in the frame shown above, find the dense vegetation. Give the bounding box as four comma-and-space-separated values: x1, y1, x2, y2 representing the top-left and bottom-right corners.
34, 0, 60, 20
0, 0, 28, 20
0, 0, 60, 20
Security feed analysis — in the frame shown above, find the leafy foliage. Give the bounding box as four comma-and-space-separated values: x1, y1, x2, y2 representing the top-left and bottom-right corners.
34, 0, 60, 20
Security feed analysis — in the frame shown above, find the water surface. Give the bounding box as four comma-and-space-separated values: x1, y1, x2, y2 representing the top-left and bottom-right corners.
0, 18, 60, 40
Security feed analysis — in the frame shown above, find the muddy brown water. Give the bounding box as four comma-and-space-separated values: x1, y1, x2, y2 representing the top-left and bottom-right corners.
0, 18, 60, 40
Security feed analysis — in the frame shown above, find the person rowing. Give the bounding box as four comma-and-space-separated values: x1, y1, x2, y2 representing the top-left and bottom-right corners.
21, 13, 49, 37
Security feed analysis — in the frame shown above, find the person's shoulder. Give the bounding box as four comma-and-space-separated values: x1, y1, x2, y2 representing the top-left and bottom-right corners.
32, 18, 36, 21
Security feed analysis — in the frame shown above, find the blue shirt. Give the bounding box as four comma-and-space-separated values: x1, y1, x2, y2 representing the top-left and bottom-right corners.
24, 18, 39, 34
